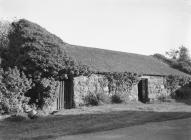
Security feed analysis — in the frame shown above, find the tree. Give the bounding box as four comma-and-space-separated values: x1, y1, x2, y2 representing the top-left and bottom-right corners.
165, 46, 191, 62
3, 19, 90, 109
165, 49, 179, 60
178, 46, 191, 63
155, 46, 191, 75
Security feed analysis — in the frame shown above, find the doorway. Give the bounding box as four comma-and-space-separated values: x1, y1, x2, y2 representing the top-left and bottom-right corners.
138, 78, 149, 103
57, 77, 74, 110
64, 77, 74, 109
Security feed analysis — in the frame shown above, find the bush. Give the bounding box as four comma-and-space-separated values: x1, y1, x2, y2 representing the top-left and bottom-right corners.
0, 67, 32, 114
157, 95, 168, 102
111, 94, 123, 104
83, 92, 110, 106
83, 94, 99, 106
175, 87, 191, 99
27, 77, 59, 109
4, 19, 90, 110
97, 92, 110, 104
164, 75, 191, 98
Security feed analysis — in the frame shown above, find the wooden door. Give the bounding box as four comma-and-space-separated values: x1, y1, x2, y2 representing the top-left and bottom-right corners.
57, 81, 65, 110
57, 77, 74, 110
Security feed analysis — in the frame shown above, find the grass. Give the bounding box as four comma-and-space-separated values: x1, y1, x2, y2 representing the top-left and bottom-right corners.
1, 102, 191, 140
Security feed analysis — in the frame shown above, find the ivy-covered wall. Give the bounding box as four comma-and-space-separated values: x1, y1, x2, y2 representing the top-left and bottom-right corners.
73, 73, 139, 106
164, 75, 191, 98
54, 73, 191, 110
73, 74, 180, 106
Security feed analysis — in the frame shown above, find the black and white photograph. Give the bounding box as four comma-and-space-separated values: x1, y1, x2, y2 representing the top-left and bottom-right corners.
0, 0, 191, 139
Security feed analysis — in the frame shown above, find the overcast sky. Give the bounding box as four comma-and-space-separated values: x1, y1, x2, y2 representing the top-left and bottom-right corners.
0, 0, 191, 55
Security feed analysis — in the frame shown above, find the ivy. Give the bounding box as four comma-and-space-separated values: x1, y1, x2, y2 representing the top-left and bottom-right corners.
3, 19, 92, 109
99, 72, 139, 95
0, 67, 32, 114
58, 64, 92, 81
164, 75, 191, 97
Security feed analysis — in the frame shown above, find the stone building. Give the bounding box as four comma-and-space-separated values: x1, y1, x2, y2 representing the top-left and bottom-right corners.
55, 45, 190, 110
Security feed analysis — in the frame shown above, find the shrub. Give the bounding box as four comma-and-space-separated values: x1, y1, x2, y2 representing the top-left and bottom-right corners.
97, 92, 111, 104
27, 77, 59, 109
83, 92, 110, 106
175, 87, 191, 99
164, 75, 191, 98
157, 95, 168, 102
83, 93, 99, 106
0, 67, 32, 114
111, 94, 123, 104
4, 19, 91, 110
164, 75, 180, 97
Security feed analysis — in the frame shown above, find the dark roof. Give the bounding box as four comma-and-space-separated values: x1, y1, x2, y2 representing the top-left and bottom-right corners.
64, 45, 190, 76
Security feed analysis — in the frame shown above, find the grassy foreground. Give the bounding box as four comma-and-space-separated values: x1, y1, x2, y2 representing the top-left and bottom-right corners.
1, 103, 191, 140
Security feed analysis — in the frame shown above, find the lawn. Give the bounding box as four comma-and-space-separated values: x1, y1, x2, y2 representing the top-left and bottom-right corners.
1, 102, 191, 140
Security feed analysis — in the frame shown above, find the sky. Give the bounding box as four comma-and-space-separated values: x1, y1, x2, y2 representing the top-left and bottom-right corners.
0, 0, 191, 55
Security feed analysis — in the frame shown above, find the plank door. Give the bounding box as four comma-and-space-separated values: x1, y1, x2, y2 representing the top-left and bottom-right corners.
57, 81, 65, 110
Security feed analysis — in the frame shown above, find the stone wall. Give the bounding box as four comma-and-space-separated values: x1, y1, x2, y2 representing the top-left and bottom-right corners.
129, 84, 139, 101
141, 75, 170, 100
109, 83, 139, 102
73, 74, 139, 106
55, 74, 172, 110
73, 74, 109, 106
